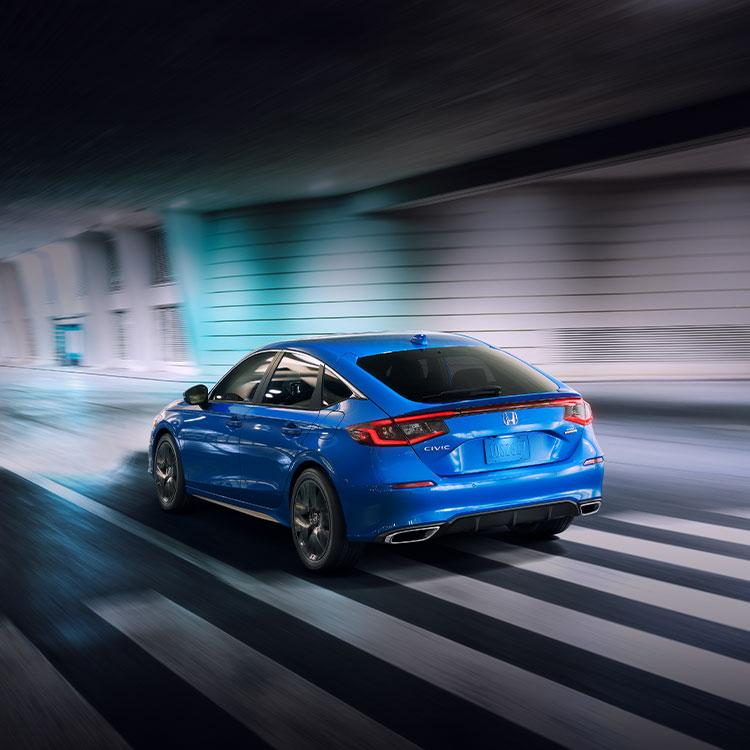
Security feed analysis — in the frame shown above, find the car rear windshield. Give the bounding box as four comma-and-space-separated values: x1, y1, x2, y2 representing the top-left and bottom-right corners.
357, 346, 559, 403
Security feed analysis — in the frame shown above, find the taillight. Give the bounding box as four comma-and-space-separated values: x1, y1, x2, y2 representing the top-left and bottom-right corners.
564, 400, 593, 425
347, 415, 449, 446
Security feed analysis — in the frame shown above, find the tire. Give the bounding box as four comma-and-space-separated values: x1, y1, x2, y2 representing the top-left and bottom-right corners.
290, 468, 362, 572
153, 433, 192, 512
508, 515, 573, 539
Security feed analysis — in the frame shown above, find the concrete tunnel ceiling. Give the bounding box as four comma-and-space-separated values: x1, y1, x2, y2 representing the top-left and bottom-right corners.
2, 0, 750, 257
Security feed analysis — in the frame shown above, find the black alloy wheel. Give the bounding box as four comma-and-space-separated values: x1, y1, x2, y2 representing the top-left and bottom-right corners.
291, 468, 361, 572
154, 433, 191, 512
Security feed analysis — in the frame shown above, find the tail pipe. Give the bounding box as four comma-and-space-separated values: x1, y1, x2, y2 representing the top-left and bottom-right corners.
384, 525, 441, 544
579, 500, 601, 516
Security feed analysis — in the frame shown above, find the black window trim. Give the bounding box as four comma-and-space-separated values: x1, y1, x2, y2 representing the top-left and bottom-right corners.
258, 349, 367, 410
207, 348, 367, 409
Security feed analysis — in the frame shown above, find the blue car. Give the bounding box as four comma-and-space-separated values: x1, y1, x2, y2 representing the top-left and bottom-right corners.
149, 332, 603, 571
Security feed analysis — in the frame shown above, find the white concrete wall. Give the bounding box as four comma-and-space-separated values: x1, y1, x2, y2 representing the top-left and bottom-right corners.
3, 173, 749, 380
198, 177, 750, 380
0, 261, 32, 362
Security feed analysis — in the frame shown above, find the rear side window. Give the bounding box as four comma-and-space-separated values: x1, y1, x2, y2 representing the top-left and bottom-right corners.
322, 369, 352, 408
262, 353, 321, 409
357, 346, 558, 403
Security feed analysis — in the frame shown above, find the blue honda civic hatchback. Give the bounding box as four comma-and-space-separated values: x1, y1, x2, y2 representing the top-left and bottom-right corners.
149, 332, 604, 571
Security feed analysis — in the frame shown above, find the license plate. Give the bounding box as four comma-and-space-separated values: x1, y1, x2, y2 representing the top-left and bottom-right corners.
484, 435, 530, 464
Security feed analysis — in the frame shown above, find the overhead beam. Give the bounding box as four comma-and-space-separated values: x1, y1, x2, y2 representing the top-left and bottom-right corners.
353, 89, 750, 211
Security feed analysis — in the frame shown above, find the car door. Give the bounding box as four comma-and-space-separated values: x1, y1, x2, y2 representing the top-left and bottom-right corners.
179, 350, 278, 500
237, 351, 323, 508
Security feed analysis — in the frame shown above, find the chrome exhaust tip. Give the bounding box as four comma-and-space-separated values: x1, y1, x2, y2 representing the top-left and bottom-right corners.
579, 501, 601, 516
384, 525, 441, 544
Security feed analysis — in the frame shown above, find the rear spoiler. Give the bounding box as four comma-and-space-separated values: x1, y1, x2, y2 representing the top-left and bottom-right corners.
395, 392, 583, 422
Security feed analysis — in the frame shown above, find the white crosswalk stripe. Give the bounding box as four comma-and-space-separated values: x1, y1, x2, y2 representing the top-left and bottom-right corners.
445, 536, 750, 632
716, 506, 750, 520
90, 591, 418, 750
222, 571, 717, 750
563, 525, 750, 581
362, 556, 750, 707
0, 457, 717, 750
0, 619, 131, 750
606, 511, 750, 547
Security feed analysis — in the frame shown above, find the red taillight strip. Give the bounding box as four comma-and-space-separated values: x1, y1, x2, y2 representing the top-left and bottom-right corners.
394, 410, 458, 422
349, 397, 586, 447
583, 457, 603, 465
354, 426, 408, 446
567, 415, 593, 425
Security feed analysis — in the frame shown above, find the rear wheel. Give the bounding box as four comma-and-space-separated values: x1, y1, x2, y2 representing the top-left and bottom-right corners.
154, 433, 192, 512
508, 515, 572, 539
291, 468, 362, 572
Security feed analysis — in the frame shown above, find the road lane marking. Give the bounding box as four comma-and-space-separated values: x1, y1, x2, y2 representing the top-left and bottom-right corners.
606, 511, 750, 547
0, 457, 717, 750
90, 591, 418, 750
0, 619, 131, 750
445, 536, 750, 632
362, 556, 750, 708
563, 526, 750, 581
715, 507, 750, 520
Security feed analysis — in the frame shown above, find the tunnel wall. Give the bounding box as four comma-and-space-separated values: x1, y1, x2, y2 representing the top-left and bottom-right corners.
3, 172, 749, 380
190, 176, 750, 381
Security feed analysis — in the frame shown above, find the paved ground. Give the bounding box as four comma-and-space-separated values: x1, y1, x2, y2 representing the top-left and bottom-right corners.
0, 368, 748, 749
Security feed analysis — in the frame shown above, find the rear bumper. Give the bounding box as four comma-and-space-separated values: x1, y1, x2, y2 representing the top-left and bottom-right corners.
375, 497, 601, 543
342, 458, 604, 542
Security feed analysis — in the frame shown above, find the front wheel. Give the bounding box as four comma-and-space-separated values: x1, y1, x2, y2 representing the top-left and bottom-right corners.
508, 515, 572, 539
153, 433, 192, 512
291, 468, 362, 572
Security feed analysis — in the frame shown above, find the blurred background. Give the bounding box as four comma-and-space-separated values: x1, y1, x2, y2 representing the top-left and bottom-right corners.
1, 2, 750, 749
1, 2, 750, 384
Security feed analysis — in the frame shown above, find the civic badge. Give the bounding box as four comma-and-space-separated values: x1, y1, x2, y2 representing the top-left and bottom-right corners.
502, 411, 518, 426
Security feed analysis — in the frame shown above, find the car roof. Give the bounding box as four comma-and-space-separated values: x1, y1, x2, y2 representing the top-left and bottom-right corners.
249, 331, 566, 415
256, 331, 487, 361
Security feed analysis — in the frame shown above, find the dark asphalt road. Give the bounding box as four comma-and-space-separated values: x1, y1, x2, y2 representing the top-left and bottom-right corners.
0, 371, 749, 749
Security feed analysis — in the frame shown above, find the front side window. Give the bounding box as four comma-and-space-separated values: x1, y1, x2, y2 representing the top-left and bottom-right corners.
262, 353, 321, 409
213, 351, 277, 402
357, 346, 558, 403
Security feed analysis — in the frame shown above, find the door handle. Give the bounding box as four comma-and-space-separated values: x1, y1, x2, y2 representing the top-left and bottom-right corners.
226, 417, 242, 429
281, 423, 302, 438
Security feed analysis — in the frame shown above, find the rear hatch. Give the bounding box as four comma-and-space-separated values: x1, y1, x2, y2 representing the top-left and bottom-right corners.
404, 395, 583, 476
356, 343, 589, 477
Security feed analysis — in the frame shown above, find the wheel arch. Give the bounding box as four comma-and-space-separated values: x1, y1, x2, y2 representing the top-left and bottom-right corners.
287, 457, 335, 506
152, 426, 177, 463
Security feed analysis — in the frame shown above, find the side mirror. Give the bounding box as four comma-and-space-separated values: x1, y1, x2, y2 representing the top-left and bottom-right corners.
184, 384, 209, 406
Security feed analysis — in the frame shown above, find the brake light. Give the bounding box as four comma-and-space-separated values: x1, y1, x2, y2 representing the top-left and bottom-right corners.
564, 400, 593, 425
347, 416, 449, 446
